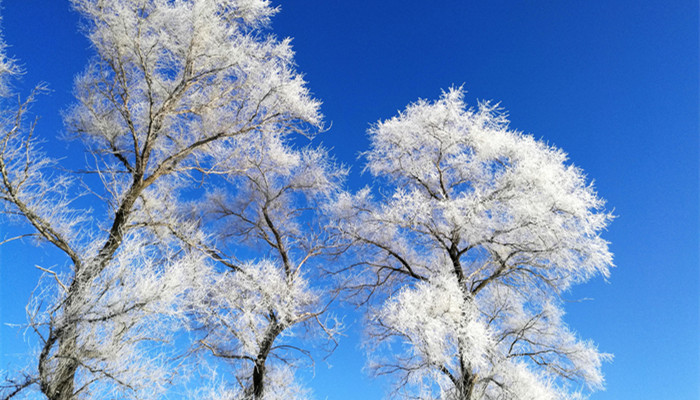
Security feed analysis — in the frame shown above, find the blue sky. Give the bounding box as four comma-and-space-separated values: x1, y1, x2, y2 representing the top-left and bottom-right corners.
0, 1, 698, 399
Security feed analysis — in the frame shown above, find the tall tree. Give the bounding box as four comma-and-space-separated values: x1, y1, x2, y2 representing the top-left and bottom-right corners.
184, 131, 345, 399
0, 0, 322, 398
331, 88, 613, 399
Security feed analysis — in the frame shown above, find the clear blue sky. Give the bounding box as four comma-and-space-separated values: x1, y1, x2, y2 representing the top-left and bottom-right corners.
0, 1, 698, 399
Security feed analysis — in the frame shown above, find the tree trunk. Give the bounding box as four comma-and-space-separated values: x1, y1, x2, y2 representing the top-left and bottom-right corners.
449, 238, 478, 400
252, 360, 266, 399
461, 372, 477, 400
249, 320, 282, 399
38, 324, 79, 400
48, 338, 79, 400
38, 274, 88, 400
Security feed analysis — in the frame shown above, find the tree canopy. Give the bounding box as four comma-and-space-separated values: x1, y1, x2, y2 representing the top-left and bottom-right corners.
330, 88, 613, 399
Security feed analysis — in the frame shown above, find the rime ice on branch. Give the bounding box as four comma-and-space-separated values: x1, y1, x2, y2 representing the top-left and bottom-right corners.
331, 87, 613, 400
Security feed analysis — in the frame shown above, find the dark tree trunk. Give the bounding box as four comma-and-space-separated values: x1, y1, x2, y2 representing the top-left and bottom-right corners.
249, 320, 283, 399
252, 360, 266, 399
48, 344, 78, 400
448, 237, 479, 400
460, 372, 477, 399
39, 325, 79, 400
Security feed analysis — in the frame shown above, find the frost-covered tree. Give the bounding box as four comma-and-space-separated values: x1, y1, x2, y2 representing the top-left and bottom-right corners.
0, 0, 323, 399
183, 130, 345, 399
331, 88, 613, 399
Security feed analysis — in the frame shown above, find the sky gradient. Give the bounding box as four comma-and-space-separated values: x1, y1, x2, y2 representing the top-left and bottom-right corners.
0, 1, 698, 399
